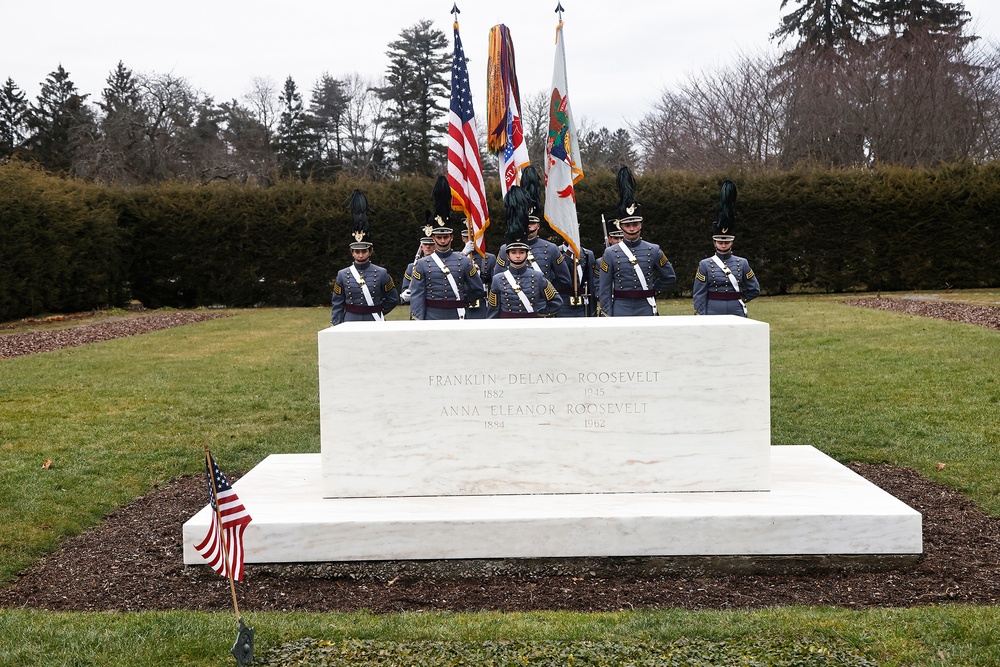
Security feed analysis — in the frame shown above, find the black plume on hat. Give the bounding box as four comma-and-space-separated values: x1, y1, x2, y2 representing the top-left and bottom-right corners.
503, 185, 531, 248
616, 166, 642, 222
348, 189, 372, 248
429, 175, 452, 233
521, 165, 543, 221
713, 180, 737, 239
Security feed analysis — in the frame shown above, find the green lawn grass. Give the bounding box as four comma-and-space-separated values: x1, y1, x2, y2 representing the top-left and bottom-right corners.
1, 293, 998, 666
3, 606, 1000, 666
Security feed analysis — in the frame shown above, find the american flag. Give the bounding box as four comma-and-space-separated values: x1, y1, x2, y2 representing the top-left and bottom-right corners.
447, 20, 490, 256
194, 452, 252, 582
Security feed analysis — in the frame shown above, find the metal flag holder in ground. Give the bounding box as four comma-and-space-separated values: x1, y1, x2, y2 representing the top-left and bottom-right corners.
231, 617, 255, 666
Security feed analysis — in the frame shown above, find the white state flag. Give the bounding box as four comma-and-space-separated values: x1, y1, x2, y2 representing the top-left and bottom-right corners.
544, 21, 584, 256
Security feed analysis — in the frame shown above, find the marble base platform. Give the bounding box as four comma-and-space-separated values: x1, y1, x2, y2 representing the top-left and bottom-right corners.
183, 446, 922, 564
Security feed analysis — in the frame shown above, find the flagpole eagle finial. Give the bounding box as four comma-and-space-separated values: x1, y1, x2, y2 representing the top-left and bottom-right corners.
451, 3, 460, 17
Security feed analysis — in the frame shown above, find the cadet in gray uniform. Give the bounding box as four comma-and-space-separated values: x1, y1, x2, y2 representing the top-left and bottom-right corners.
598, 166, 676, 316
493, 166, 572, 294
555, 243, 597, 317
330, 190, 399, 325
399, 216, 437, 307
409, 176, 485, 321
487, 186, 562, 318
693, 180, 760, 316
460, 226, 496, 320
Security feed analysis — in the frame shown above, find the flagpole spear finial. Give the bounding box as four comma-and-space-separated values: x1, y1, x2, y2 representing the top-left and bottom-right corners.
452, 3, 460, 17
555, 2, 564, 19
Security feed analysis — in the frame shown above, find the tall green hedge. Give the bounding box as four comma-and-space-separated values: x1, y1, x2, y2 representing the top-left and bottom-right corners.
0, 163, 124, 320
1, 162, 997, 320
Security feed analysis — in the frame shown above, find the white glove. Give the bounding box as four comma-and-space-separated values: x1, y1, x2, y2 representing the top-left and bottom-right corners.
461, 241, 475, 256
400, 288, 412, 304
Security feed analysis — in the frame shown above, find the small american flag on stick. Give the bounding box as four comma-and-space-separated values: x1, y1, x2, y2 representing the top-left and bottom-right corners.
194, 451, 252, 582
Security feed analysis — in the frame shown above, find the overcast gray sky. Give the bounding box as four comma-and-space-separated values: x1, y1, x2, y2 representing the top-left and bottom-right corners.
3, 0, 997, 131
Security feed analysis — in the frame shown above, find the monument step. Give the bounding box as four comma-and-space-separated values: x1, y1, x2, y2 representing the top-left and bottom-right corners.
183, 446, 921, 566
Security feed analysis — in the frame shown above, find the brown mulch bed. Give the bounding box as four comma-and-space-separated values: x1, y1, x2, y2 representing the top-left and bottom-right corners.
0, 463, 998, 612
1, 299, 998, 612
846, 296, 1000, 330
0, 311, 232, 359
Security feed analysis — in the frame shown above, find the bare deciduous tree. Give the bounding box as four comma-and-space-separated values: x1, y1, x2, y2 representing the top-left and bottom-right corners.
521, 89, 549, 171
635, 51, 786, 172
340, 73, 391, 178
242, 76, 279, 148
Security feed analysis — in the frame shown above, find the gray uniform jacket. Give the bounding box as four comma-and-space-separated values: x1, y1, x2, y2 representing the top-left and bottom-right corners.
409, 250, 486, 320
598, 238, 676, 316
330, 262, 399, 325
692, 252, 760, 316
465, 251, 497, 320
495, 237, 572, 295
486, 265, 562, 318
555, 247, 597, 318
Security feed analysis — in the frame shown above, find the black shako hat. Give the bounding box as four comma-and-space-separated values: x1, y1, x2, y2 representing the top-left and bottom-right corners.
521, 165, 543, 224
348, 189, 373, 250
713, 180, 737, 241
604, 210, 625, 239
426, 175, 453, 235
616, 165, 642, 225
503, 185, 532, 251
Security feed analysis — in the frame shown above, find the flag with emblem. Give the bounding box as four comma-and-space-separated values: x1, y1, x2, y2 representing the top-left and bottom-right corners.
544, 18, 584, 257
447, 17, 490, 257
194, 451, 252, 582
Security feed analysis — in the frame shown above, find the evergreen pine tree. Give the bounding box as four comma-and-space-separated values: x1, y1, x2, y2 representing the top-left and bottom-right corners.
24, 64, 94, 172
275, 76, 310, 177
772, 0, 874, 52
0, 78, 28, 157
378, 19, 449, 176
304, 73, 348, 179
579, 127, 638, 174
868, 0, 972, 41
87, 61, 147, 183
100, 60, 140, 114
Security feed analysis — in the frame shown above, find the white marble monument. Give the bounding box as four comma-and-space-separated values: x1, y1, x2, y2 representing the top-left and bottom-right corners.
319, 316, 771, 497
